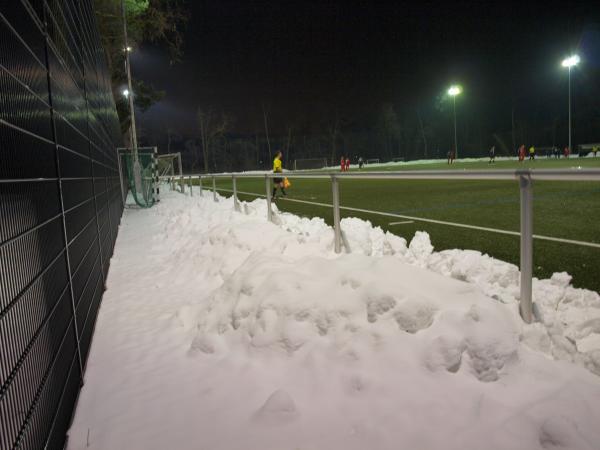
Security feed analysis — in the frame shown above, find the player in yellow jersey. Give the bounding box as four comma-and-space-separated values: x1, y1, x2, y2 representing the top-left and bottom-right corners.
272, 151, 286, 199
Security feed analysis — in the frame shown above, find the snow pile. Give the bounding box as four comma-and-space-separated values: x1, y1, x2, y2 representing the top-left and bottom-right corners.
68, 190, 600, 450
425, 247, 600, 375
192, 251, 522, 382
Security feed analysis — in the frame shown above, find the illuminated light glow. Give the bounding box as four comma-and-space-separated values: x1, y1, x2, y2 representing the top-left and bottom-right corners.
448, 85, 462, 96
124, 46, 133, 52
122, 89, 130, 98
561, 55, 580, 68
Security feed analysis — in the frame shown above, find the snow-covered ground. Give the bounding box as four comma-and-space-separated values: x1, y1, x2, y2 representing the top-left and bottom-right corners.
68, 189, 600, 450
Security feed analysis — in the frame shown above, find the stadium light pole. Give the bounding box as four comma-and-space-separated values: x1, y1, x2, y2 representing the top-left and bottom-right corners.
561, 55, 580, 154
448, 85, 462, 159
121, 0, 143, 195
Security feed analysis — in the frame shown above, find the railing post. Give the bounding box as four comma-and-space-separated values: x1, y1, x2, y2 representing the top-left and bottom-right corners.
212, 176, 217, 202
331, 175, 342, 253
519, 175, 533, 323
189, 175, 193, 196
232, 175, 240, 211
198, 176, 203, 196
265, 175, 273, 222
178, 152, 184, 193
170, 163, 175, 191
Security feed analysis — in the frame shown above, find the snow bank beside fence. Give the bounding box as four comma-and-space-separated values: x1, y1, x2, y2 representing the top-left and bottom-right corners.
68, 190, 600, 450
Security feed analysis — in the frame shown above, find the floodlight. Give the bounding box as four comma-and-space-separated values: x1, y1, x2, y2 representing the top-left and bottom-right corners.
561, 55, 580, 68
561, 55, 580, 153
448, 85, 462, 96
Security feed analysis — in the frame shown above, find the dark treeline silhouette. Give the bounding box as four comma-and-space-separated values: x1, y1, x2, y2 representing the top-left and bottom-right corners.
139, 94, 600, 173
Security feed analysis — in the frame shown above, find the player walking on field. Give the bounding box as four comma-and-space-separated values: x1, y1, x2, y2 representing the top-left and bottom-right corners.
518, 145, 525, 162
529, 146, 535, 161
272, 151, 286, 199
489, 145, 495, 163
345, 157, 350, 171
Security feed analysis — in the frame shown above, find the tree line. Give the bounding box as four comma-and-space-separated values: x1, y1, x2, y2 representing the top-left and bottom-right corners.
181, 98, 600, 173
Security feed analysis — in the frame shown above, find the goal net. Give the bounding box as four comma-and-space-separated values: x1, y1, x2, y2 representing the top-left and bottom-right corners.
366, 158, 380, 164
118, 147, 159, 208
293, 158, 328, 171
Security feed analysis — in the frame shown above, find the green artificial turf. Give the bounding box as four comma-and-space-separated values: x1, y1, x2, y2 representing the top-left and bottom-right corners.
193, 157, 600, 292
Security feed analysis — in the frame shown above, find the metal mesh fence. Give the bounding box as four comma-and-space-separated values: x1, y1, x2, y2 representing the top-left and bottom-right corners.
1, 1, 122, 448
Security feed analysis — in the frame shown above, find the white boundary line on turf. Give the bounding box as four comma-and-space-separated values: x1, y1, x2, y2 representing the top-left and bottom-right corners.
212, 188, 600, 249
389, 221, 415, 225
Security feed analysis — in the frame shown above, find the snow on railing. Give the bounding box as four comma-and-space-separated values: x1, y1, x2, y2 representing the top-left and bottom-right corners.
161, 168, 600, 324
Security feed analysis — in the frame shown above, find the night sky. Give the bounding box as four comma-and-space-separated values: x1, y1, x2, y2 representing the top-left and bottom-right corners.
133, 0, 600, 141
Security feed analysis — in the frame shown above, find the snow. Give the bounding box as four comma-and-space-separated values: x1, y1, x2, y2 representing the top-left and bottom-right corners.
188, 153, 598, 177
67, 189, 600, 450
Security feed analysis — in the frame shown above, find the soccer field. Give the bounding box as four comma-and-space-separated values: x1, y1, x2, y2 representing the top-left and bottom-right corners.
205, 157, 600, 292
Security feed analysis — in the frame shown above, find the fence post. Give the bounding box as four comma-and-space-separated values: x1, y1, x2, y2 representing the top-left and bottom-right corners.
154, 146, 159, 202
519, 175, 533, 323
199, 176, 203, 196
178, 152, 184, 193
331, 175, 342, 253
169, 163, 173, 191
265, 175, 273, 222
189, 175, 193, 196
232, 175, 240, 211
212, 176, 217, 202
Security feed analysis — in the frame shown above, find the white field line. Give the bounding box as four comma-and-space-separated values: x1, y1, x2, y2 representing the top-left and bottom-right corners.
389, 221, 415, 225
208, 187, 600, 249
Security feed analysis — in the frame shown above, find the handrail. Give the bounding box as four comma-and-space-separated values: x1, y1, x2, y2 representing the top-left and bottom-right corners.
159, 168, 600, 324
167, 168, 600, 181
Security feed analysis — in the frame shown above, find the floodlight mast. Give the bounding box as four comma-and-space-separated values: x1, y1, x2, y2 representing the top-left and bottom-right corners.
561, 55, 579, 154
448, 85, 462, 159
121, 0, 138, 164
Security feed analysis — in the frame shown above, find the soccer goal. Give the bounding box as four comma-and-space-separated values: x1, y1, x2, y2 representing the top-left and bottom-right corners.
156, 152, 184, 193
293, 158, 329, 171
366, 158, 380, 164
117, 146, 160, 208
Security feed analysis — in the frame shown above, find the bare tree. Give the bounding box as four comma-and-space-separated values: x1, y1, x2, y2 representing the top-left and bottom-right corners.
167, 127, 181, 154
285, 126, 293, 154
262, 102, 272, 160
417, 108, 428, 158
197, 108, 232, 173
329, 111, 341, 164
184, 138, 201, 171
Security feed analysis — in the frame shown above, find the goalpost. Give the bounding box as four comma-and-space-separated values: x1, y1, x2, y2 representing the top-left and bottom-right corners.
366, 158, 380, 165
156, 153, 184, 193
117, 148, 184, 208
293, 158, 329, 171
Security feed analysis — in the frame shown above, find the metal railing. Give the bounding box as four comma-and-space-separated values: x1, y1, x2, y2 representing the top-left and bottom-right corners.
164, 168, 600, 324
